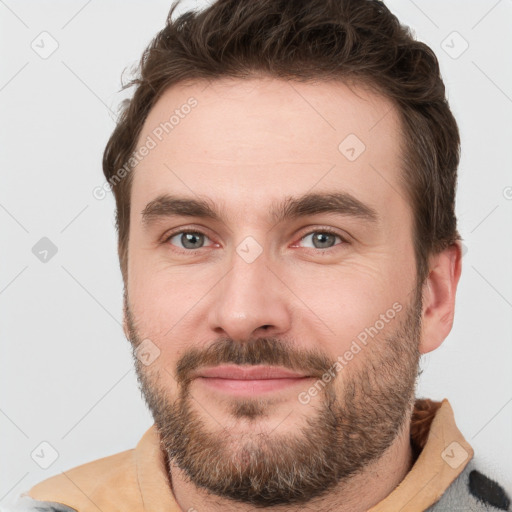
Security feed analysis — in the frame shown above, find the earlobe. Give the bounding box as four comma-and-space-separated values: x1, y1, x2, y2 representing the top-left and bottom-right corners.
418, 241, 463, 354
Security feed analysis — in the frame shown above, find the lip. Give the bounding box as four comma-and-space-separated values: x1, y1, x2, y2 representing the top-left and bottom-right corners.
194, 365, 309, 380
192, 365, 313, 395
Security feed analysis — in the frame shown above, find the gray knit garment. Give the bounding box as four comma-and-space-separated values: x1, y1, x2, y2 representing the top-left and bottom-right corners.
426, 458, 510, 511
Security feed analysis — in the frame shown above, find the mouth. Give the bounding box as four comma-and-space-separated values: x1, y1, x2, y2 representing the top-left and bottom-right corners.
192, 365, 314, 395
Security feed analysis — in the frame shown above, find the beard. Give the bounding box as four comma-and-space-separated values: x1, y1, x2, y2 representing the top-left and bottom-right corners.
124, 286, 423, 507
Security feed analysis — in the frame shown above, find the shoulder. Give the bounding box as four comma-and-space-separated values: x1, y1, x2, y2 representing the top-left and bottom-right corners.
427, 458, 511, 511
0, 496, 78, 511
16, 448, 140, 512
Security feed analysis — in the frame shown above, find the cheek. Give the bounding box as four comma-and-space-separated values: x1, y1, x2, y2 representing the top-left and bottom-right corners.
285, 258, 409, 354
133, 268, 214, 324
128, 265, 210, 365
129, 247, 191, 320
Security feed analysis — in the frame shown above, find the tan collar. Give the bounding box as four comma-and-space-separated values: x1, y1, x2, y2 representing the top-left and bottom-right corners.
368, 398, 474, 511
27, 398, 473, 511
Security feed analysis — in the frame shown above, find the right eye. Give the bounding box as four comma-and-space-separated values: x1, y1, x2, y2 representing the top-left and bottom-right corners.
165, 230, 216, 253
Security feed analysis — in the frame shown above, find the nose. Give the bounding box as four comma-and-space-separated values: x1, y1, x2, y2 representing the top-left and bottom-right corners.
207, 247, 292, 343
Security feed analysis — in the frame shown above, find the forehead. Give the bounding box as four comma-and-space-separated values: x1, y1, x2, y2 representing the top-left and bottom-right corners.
130, 77, 407, 226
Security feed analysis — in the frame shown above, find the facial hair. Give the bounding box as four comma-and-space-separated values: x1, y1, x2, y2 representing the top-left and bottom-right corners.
124, 288, 423, 507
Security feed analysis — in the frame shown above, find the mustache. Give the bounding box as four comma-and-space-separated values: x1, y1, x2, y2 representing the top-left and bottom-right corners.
175, 337, 334, 386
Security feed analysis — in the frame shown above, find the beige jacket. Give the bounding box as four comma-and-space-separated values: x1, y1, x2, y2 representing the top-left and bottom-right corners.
24, 398, 477, 511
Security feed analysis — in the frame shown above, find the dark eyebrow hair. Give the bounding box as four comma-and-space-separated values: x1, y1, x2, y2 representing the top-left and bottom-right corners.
273, 191, 379, 225
141, 191, 379, 228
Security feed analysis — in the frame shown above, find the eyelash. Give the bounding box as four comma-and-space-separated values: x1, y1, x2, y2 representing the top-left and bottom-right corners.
162, 227, 349, 255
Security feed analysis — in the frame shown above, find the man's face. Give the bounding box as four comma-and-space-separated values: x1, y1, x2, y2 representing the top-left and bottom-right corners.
124, 77, 423, 505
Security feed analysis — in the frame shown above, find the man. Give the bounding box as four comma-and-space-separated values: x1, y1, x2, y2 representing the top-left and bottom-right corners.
15, 0, 509, 510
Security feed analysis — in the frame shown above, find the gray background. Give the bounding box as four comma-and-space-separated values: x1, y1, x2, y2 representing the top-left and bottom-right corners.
1, 0, 511, 505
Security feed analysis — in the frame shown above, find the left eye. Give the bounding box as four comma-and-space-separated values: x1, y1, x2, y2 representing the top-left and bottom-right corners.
297, 231, 344, 250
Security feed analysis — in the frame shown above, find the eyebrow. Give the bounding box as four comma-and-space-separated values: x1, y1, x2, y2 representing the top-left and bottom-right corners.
141, 191, 379, 228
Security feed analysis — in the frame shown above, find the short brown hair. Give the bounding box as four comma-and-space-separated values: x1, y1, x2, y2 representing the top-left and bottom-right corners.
103, 0, 461, 286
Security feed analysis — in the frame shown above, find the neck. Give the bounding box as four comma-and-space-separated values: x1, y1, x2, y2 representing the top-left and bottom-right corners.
167, 416, 415, 512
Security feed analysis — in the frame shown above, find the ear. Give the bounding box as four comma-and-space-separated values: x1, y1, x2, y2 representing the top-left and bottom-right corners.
419, 241, 463, 354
